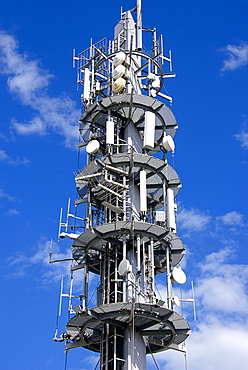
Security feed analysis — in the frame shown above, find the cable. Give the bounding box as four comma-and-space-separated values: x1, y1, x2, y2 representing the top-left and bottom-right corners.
154, 281, 163, 301
87, 285, 97, 308
93, 358, 100, 370
64, 349, 68, 370
147, 342, 160, 370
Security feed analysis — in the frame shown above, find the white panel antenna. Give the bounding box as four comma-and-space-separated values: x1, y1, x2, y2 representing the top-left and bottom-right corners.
106, 118, 115, 145
83, 68, 91, 101
143, 111, 155, 149
140, 169, 147, 214
167, 188, 176, 232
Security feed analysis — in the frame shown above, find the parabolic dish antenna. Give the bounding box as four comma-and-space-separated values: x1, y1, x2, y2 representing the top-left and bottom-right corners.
172, 267, 187, 284
113, 64, 126, 79
172, 296, 180, 307
113, 51, 126, 66
113, 77, 126, 93
118, 259, 131, 276
86, 140, 100, 154
162, 134, 175, 152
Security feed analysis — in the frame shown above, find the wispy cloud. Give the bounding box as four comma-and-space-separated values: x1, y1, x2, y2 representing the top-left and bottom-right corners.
0, 30, 80, 148
0, 188, 16, 201
216, 211, 244, 227
5, 238, 98, 295
79, 355, 100, 370
6, 208, 19, 216
235, 130, 248, 149
177, 206, 211, 232
6, 239, 71, 283
0, 148, 30, 165
220, 42, 248, 72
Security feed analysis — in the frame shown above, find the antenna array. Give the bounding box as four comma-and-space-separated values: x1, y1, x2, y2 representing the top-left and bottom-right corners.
53, 1, 192, 369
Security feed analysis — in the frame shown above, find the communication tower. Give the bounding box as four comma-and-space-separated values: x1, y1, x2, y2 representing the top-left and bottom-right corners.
53, 1, 191, 368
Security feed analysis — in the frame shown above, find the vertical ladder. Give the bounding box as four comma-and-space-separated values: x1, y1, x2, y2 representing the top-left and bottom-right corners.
100, 245, 125, 369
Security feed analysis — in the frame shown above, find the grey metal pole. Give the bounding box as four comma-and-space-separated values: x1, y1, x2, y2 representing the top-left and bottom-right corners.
136, 0, 142, 50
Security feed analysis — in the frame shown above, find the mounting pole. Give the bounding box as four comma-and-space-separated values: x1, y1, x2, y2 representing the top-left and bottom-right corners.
136, 0, 142, 50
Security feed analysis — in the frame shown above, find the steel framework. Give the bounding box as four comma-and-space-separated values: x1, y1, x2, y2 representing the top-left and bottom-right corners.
53, 1, 191, 369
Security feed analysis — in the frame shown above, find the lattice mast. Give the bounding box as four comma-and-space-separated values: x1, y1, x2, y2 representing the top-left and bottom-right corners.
55, 1, 190, 369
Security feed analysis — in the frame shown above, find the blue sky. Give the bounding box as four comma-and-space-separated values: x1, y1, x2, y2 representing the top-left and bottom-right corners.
1, 0, 248, 369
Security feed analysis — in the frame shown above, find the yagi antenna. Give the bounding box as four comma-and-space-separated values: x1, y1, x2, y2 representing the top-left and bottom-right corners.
57, 198, 72, 241
53, 276, 64, 341
178, 281, 197, 321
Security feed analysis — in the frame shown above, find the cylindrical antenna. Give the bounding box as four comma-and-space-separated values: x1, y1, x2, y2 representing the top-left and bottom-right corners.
66, 198, 71, 232
69, 273, 74, 313
169, 50, 173, 72
49, 239, 53, 262
72, 49, 76, 68
58, 208, 63, 242
136, 0, 142, 50
167, 188, 176, 232
59, 276, 64, 317
191, 281, 197, 321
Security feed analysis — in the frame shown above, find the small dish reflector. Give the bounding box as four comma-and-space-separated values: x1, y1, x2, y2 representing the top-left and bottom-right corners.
147, 73, 156, 80
113, 77, 126, 93
171, 267, 187, 284
113, 64, 126, 79
113, 51, 126, 66
118, 259, 131, 276
86, 140, 100, 154
150, 89, 157, 97
172, 296, 180, 307
152, 76, 160, 89
162, 134, 175, 152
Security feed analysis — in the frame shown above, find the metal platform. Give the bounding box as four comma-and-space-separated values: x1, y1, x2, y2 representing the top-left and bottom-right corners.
79, 94, 178, 153
66, 302, 190, 354
72, 221, 185, 274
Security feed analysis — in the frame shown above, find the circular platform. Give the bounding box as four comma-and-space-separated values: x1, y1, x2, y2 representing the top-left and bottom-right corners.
72, 221, 185, 274
66, 302, 190, 354
79, 94, 178, 153
76, 152, 181, 209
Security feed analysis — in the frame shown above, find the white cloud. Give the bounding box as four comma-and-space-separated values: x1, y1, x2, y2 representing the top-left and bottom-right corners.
0, 30, 80, 148
186, 321, 248, 370
196, 248, 248, 315
154, 247, 248, 369
79, 355, 100, 370
6, 208, 19, 216
11, 117, 46, 135
235, 130, 248, 149
6, 239, 71, 283
216, 211, 244, 226
0, 148, 30, 165
177, 206, 211, 232
220, 42, 248, 72
0, 188, 16, 201
6, 238, 98, 296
